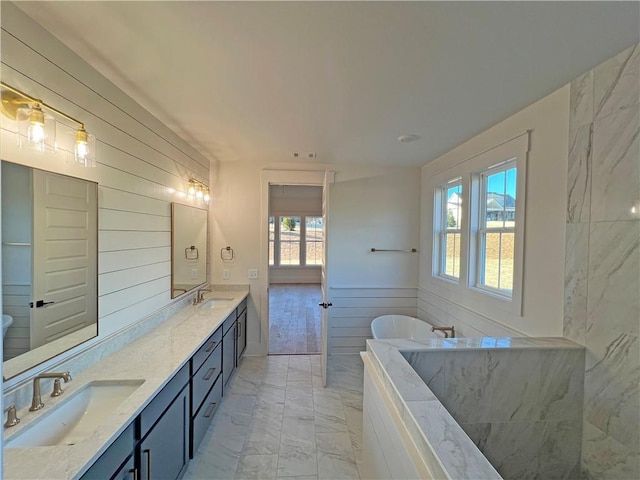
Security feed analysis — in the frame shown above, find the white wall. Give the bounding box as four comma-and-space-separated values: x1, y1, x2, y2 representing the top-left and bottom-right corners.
419, 86, 570, 337
0, 3, 211, 385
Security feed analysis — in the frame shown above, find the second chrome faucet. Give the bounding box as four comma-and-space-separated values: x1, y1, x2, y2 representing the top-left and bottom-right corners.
30, 371, 72, 411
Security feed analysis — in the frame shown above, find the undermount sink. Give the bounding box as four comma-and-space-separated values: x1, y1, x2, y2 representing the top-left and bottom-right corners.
5, 379, 144, 448
200, 297, 234, 309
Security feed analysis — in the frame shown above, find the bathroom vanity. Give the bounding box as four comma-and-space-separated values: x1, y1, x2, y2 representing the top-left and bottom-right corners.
2, 288, 249, 480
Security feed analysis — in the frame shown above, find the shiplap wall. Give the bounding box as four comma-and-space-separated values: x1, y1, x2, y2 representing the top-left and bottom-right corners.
329, 287, 417, 354
0, 4, 211, 374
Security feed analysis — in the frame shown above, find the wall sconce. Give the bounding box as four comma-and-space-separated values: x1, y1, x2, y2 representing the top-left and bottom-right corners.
188, 178, 210, 203
0, 82, 96, 166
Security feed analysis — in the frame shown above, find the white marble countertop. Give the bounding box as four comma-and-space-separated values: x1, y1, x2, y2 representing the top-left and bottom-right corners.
364, 336, 583, 480
3, 287, 249, 480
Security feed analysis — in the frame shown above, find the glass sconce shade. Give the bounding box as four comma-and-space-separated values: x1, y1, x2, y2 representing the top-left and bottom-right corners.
16, 105, 56, 152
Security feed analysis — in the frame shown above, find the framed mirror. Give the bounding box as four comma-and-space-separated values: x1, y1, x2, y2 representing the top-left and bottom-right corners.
171, 203, 208, 298
2, 160, 98, 380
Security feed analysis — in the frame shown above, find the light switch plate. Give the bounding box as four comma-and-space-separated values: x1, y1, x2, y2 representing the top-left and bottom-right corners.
248, 269, 258, 279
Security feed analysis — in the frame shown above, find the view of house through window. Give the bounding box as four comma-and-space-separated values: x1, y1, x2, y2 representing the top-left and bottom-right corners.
442, 182, 462, 279
478, 163, 516, 293
269, 215, 323, 266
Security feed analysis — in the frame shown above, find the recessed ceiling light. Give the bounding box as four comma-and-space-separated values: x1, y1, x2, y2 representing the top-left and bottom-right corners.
398, 134, 420, 143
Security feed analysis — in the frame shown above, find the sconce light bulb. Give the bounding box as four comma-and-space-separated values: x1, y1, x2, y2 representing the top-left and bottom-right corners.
75, 141, 88, 159
28, 123, 45, 144
188, 180, 197, 196
27, 104, 46, 147
204, 189, 210, 203
196, 186, 204, 199
74, 127, 89, 163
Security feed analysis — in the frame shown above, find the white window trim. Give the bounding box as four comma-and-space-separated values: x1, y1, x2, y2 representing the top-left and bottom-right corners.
433, 178, 463, 283
427, 133, 529, 317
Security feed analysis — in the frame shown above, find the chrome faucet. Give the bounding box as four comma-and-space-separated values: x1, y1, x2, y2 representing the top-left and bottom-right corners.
193, 287, 211, 305
30, 371, 72, 411
431, 326, 456, 338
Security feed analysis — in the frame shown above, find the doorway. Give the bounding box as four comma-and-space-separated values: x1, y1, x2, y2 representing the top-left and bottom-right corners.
260, 170, 332, 385
267, 185, 322, 355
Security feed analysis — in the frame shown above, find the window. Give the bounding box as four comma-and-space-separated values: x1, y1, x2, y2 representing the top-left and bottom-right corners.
436, 179, 463, 280
269, 215, 323, 267
268, 217, 275, 266
427, 133, 528, 315
279, 216, 301, 265
476, 162, 517, 296
305, 217, 323, 265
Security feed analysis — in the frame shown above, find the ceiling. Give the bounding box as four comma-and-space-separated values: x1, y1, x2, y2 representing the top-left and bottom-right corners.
13, 1, 640, 168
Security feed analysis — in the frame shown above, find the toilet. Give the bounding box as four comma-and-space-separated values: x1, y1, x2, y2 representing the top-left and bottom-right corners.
3, 314, 13, 337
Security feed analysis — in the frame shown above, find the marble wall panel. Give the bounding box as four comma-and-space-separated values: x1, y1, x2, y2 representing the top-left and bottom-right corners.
566, 124, 593, 223
565, 42, 640, 480
584, 221, 640, 451
563, 223, 590, 344
591, 107, 640, 222
570, 69, 595, 130
594, 44, 639, 121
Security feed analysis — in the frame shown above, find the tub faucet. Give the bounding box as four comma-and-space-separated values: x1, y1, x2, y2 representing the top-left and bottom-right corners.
30, 371, 72, 411
431, 326, 456, 338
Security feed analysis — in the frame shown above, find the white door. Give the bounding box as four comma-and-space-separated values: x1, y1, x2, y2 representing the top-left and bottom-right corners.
31, 170, 97, 348
320, 171, 331, 387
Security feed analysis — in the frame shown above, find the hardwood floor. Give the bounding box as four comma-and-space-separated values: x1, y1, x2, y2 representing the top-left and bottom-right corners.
269, 284, 321, 354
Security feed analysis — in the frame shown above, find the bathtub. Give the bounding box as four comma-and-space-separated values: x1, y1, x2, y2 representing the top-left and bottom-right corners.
370, 315, 439, 340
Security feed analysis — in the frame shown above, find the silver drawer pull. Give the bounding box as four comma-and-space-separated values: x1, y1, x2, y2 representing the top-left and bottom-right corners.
205, 341, 217, 353
203, 402, 217, 418
203, 367, 217, 381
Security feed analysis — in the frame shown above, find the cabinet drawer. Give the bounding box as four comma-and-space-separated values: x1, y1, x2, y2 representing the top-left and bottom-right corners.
191, 327, 222, 374
81, 423, 134, 480
192, 341, 222, 411
223, 312, 235, 335
140, 363, 189, 438
191, 375, 223, 457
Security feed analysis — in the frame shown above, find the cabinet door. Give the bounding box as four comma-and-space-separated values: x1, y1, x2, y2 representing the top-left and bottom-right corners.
112, 456, 136, 480
139, 386, 189, 480
236, 309, 247, 363
81, 423, 134, 480
223, 323, 236, 389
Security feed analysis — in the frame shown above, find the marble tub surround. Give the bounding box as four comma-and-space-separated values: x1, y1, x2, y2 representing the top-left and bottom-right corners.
364, 337, 525, 480
365, 337, 584, 480
403, 342, 585, 479
565, 42, 640, 479
2, 286, 249, 480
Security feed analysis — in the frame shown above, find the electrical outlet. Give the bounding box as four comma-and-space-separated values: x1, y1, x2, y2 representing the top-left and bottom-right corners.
223, 269, 230, 280
248, 269, 258, 279
191, 268, 198, 279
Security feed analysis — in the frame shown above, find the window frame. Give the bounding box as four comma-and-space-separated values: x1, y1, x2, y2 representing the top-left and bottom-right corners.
473, 160, 517, 298
427, 133, 528, 317
269, 214, 323, 268
434, 178, 463, 283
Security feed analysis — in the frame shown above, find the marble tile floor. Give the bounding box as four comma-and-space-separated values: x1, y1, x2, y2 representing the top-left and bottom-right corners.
184, 354, 364, 480
269, 284, 322, 355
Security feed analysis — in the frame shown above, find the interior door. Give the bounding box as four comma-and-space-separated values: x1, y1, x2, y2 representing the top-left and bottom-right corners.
31, 169, 97, 348
320, 171, 331, 387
